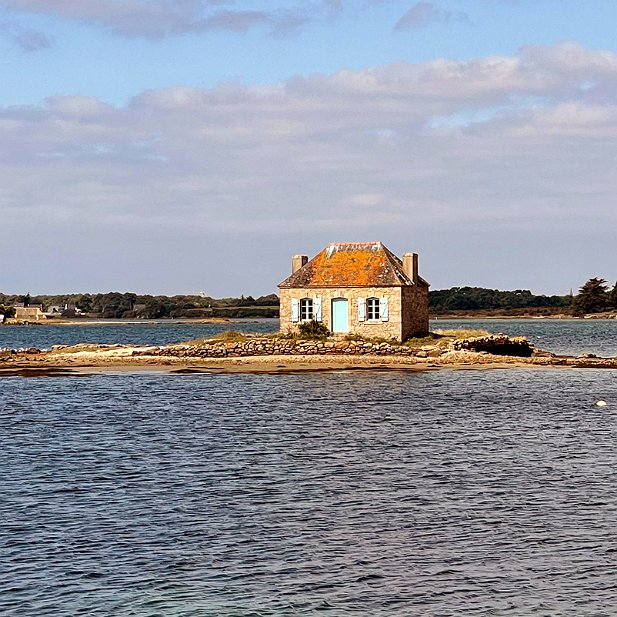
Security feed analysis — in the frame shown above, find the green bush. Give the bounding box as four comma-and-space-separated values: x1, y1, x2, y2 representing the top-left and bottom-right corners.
298, 320, 330, 339
0, 304, 15, 318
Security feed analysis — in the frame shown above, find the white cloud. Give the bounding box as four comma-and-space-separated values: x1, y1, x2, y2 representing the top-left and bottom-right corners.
394, 2, 468, 31
3, 42, 617, 293
1, 0, 220, 38
0, 0, 352, 39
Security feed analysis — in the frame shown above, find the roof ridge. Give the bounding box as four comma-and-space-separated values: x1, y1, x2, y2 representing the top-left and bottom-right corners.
325, 241, 383, 258
279, 241, 422, 288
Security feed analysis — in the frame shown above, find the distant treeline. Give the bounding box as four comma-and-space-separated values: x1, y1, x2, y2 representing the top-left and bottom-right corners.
1, 287, 578, 319
429, 287, 572, 314
0, 292, 280, 319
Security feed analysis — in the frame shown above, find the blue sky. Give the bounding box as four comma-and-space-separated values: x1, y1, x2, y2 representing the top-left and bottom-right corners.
4, 1, 617, 107
2, 1, 617, 295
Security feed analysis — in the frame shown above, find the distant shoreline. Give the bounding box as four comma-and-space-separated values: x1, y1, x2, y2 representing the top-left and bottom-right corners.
4, 314, 617, 327
1, 317, 254, 327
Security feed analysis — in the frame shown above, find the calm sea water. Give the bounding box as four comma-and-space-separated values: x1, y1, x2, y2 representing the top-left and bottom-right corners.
0, 320, 279, 351
2, 369, 617, 616
3, 318, 617, 357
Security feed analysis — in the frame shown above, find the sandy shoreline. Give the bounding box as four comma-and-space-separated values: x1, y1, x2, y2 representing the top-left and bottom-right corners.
2, 317, 235, 326
5, 314, 608, 327
3, 343, 615, 377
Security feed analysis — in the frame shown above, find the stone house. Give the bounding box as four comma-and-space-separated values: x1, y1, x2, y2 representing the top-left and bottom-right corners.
13, 305, 46, 321
46, 303, 82, 317
278, 241, 429, 341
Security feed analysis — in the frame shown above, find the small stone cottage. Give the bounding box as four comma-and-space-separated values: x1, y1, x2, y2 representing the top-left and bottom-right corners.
278, 242, 429, 341
13, 304, 46, 322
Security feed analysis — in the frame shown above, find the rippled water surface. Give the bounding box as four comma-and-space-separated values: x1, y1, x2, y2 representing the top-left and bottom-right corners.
3, 369, 617, 615
0, 320, 279, 350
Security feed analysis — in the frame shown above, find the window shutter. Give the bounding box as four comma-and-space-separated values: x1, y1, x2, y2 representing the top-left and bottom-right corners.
358, 297, 366, 322
291, 298, 299, 322
313, 297, 322, 322
380, 297, 389, 321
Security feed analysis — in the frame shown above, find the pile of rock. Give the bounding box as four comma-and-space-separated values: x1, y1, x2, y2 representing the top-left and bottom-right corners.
0, 347, 41, 355
451, 334, 534, 357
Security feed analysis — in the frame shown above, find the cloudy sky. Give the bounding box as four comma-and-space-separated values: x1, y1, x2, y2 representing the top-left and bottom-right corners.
2, 0, 617, 296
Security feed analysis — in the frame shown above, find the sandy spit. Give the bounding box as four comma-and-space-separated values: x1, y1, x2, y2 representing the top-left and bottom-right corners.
3, 344, 611, 378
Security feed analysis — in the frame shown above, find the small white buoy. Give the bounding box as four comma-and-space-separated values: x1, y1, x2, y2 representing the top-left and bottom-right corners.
596, 400, 608, 407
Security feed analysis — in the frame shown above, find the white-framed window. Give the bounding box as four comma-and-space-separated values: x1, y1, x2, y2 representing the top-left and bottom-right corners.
300, 298, 314, 321
358, 296, 389, 322
366, 297, 380, 320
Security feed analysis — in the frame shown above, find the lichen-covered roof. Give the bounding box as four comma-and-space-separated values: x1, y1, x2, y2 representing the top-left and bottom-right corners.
279, 241, 424, 288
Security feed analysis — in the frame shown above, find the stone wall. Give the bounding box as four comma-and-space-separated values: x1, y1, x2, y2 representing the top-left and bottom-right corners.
133, 334, 533, 360
136, 337, 433, 359
401, 284, 429, 339
279, 286, 428, 341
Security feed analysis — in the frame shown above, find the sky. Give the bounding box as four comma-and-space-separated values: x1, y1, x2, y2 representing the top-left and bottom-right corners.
2, 0, 617, 296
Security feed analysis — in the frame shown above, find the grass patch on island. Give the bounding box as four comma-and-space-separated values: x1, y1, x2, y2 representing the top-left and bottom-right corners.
179, 328, 493, 348
404, 329, 492, 347
432, 328, 491, 339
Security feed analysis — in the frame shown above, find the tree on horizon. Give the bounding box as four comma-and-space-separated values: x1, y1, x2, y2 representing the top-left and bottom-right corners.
573, 277, 609, 315
608, 281, 617, 310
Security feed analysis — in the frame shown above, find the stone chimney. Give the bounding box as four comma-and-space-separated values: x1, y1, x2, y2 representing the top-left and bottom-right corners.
292, 255, 308, 274
402, 252, 419, 283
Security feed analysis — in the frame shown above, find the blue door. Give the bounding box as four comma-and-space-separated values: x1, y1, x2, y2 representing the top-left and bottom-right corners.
331, 298, 349, 333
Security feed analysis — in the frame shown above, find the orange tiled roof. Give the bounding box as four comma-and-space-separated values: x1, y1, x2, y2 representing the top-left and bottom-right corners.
279, 242, 425, 288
